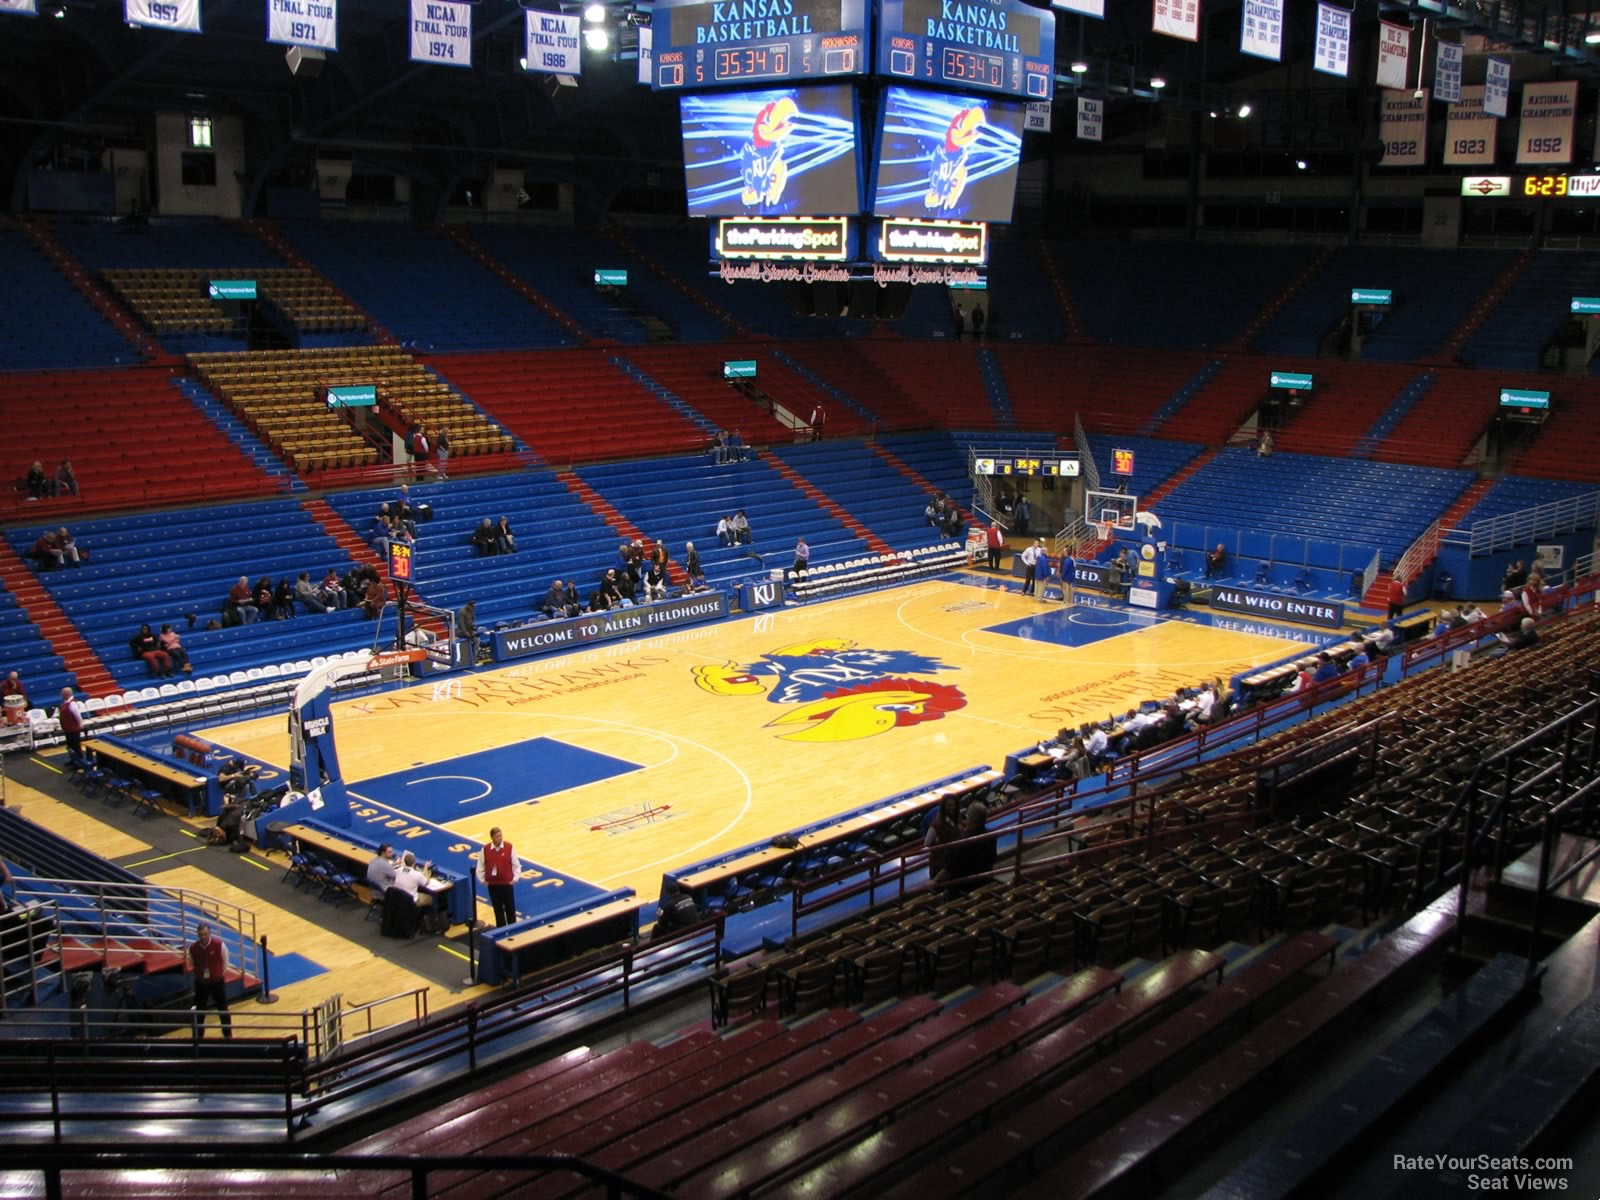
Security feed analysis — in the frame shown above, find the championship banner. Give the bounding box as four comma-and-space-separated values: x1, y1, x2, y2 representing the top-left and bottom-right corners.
1051, 0, 1103, 15
1379, 89, 1428, 167
1077, 96, 1103, 141
1153, 0, 1199, 42
1025, 101, 1052, 133
636, 24, 652, 86
1434, 40, 1462, 104
409, 0, 471, 67
1484, 56, 1510, 118
1240, 0, 1283, 62
127, 0, 201, 31
1313, 3, 1351, 77
525, 10, 582, 76
1443, 86, 1496, 166
1, 0, 39, 13
1375, 20, 1410, 91
267, 0, 336, 49
1517, 80, 1577, 165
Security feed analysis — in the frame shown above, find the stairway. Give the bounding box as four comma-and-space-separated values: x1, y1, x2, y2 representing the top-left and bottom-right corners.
20, 220, 168, 365
1142, 447, 1220, 510
1036, 237, 1089, 342
439, 225, 588, 345
242, 219, 397, 345
298, 498, 449, 636
756, 451, 897, 555
0, 541, 119, 699
1226, 244, 1334, 353
1437, 478, 1494, 533
1428, 251, 1533, 365
604, 227, 751, 338
867, 441, 975, 522
556, 472, 689, 587
977, 349, 1018, 432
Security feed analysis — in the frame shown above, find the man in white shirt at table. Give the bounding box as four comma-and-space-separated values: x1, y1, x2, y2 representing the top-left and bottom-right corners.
391, 851, 428, 897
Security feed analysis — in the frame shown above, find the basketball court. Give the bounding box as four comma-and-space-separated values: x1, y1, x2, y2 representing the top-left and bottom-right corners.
195, 574, 1333, 920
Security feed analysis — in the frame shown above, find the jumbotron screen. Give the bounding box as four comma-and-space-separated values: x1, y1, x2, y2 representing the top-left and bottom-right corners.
681, 83, 864, 218
869, 86, 1023, 224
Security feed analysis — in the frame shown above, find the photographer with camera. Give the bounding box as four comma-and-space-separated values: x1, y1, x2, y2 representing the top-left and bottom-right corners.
209, 758, 260, 848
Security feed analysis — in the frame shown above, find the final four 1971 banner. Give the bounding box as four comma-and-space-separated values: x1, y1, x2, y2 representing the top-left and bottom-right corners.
268, 0, 337, 49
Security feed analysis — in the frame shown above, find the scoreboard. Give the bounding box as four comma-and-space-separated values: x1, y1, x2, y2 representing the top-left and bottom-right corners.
974, 456, 1080, 477
651, 0, 868, 89
876, 0, 1054, 100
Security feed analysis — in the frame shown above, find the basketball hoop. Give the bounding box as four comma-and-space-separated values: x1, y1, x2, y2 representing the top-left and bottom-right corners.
1091, 521, 1112, 545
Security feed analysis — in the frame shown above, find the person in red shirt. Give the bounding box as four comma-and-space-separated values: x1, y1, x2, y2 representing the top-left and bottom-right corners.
985, 523, 1006, 570
1, 671, 28, 726
1386, 575, 1407, 620
188, 922, 233, 1039
481, 827, 523, 928
56, 686, 84, 764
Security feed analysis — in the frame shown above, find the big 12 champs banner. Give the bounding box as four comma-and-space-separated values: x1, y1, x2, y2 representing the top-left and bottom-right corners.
410, 0, 471, 66
1375, 20, 1410, 90
1517, 81, 1577, 164
1152, 0, 1199, 42
1379, 89, 1427, 166
1433, 40, 1462, 104
268, 0, 336, 49
1443, 85, 1496, 166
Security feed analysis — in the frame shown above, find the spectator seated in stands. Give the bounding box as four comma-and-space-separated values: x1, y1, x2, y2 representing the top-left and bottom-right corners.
643, 562, 667, 602
726, 429, 747, 462
31, 528, 81, 569
494, 516, 517, 555
53, 460, 78, 498
319, 568, 348, 610
1311, 652, 1342, 683
935, 801, 996, 894
733, 510, 752, 545
295, 571, 328, 614
1204, 543, 1228, 580
598, 569, 628, 608
158, 624, 192, 675
1497, 617, 1538, 653
25, 461, 51, 500
1502, 560, 1528, 592
923, 793, 962, 878
708, 430, 727, 464
361, 569, 386, 619
588, 588, 611, 614
272, 577, 295, 621
716, 515, 734, 547
540, 579, 575, 619
130, 624, 173, 677
225, 575, 258, 626
472, 517, 501, 556
651, 879, 702, 941
684, 542, 707, 593
1431, 613, 1453, 639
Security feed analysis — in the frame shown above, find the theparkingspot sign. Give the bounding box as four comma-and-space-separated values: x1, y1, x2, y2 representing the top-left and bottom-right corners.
492, 592, 729, 662
1210, 586, 1344, 629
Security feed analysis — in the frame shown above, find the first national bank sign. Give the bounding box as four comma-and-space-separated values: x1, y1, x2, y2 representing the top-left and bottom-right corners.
1211, 586, 1344, 629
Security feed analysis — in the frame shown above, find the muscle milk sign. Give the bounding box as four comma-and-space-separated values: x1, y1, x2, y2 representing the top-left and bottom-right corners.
1211, 586, 1345, 629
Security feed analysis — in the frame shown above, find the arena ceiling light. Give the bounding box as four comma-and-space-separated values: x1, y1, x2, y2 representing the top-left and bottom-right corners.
1149, 76, 1166, 89
1237, 102, 1252, 118
583, 2, 606, 21
584, 25, 610, 49
1070, 60, 1088, 74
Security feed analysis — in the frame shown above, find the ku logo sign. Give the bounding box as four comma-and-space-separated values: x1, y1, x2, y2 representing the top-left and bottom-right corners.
692, 637, 966, 742
750, 582, 780, 607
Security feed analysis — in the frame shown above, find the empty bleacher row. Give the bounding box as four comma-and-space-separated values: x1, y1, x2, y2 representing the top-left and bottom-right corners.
101, 267, 366, 339
5, 499, 376, 692
4, 367, 282, 515
191, 345, 514, 475
1156, 446, 1474, 563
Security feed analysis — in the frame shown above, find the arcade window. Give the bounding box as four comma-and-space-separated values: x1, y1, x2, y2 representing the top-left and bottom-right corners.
187, 116, 213, 149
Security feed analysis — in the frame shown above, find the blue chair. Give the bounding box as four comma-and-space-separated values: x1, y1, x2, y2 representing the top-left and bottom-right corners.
1253, 562, 1272, 588
1293, 568, 1314, 594
281, 851, 311, 889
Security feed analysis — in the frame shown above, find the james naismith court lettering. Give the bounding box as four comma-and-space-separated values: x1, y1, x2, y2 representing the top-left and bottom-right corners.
1211, 587, 1345, 629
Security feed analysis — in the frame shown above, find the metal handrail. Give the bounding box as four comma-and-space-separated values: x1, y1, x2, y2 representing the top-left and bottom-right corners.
1442, 489, 1600, 555
1073, 412, 1102, 496
1390, 517, 1441, 589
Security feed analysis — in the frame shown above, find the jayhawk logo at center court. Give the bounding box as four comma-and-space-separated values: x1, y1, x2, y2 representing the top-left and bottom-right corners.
692, 637, 966, 743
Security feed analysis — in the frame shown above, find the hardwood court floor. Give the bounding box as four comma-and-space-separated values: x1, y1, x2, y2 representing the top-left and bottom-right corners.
202, 577, 1328, 909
